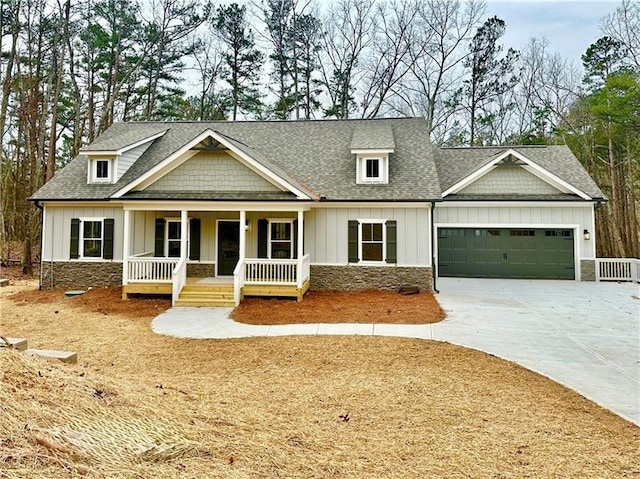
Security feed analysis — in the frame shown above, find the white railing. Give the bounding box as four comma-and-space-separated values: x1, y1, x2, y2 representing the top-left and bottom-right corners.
233, 259, 245, 306
297, 254, 310, 288
127, 257, 178, 282
244, 258, 299, 285
596, 258, 640, 283
131, 251, 153, 258
171, 257, 188, 306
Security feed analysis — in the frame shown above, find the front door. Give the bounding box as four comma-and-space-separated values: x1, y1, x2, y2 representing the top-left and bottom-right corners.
217, 221, 240, 276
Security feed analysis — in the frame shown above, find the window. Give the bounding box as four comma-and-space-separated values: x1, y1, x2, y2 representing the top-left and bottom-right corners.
269, 220, 293, 259
361, 221, 384, 262
89, 158, 113, 183
365, 158, 380, 180
166, 220, 189, 258
356, 154, 389, 184
510, 230, 535, 237
70, 217, 114, 260
348, 219, 396, 264
96, 160, 109, 179
82, 220, 103, 258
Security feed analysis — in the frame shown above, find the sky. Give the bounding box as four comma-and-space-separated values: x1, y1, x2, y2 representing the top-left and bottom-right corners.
486, 1, 621, 65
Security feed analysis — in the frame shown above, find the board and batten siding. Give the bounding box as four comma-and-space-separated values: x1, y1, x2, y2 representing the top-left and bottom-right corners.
434, 203, 596, 259
305, 207, 431, 266
42, 205, 125, 261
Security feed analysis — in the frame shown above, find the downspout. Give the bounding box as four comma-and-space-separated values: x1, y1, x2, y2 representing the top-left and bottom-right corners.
430, 201, 439, 293
34, 201, 44, 290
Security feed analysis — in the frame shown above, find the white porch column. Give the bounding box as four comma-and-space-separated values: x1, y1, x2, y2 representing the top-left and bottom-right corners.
122, 209, 131, 286
297, 209, 304, 288
180, 209, 188, 259
297, 209, 304, 258
239, 210, 246, 261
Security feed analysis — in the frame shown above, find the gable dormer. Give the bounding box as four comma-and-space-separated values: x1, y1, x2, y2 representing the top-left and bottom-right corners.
82, 130, 166, 184
351, 122, 395, 185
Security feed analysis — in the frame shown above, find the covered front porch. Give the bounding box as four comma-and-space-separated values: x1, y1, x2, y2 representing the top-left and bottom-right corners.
120, 205, 310, 306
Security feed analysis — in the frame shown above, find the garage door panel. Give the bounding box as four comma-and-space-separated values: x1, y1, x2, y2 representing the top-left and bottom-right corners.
438, 228, 574, 280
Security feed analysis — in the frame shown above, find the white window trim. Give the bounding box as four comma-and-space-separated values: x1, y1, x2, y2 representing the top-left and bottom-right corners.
165, 218, 190, 258
88, 158, 114, 184
358, 218, 386, 264
356, 154, 388, 184
79, 217, 105, 260
267, 219, 294, 259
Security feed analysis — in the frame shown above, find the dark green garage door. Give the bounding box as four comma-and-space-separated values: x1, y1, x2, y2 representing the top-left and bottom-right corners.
438, 228, 575, 279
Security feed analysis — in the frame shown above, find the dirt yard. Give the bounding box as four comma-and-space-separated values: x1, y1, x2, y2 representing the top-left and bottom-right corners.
233, 290, 445, 324
1, 279, 638, 478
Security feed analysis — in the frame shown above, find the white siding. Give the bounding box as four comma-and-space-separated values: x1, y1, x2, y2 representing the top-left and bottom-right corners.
306, 207, 431, 266
43, 205, 124, 261
434, 203, 596, 259
117, 142, 153, 180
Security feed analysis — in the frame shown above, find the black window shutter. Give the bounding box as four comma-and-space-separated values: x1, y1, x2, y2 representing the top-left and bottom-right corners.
293, 219, 298, 259
189, 218, 201, 260
103, 218, 114, 259
386, 220, 397, 264
257, 219, 268, 258
70, 218, 80, 259
154, 218, 166, 257
348, 220, 359, 263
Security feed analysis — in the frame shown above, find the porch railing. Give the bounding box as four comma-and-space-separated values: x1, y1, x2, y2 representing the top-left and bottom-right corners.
596, 258, 640, 283
244, 258, 299, 285
171, 257, 188, 306
233, 259, 245, 306
298, 254, 311, 288
127, 256, 178, 282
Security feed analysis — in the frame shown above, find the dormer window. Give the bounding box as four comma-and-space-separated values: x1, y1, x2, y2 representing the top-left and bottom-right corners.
365, 158, 381, 181
88, 157, 114, 183
355, 152, 389, 184
96, 160, 109, 179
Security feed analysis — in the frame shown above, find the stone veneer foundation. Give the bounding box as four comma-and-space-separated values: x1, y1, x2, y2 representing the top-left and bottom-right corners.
186, 263, 215, 277
41, 261, 123, 289
310, 265, 432, 292
580, 259, 596, 281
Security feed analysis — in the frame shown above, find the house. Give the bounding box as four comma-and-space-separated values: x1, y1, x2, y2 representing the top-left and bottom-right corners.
30, 118, 605, 306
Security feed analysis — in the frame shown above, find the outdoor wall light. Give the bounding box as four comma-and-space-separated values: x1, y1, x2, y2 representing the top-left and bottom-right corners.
245, 219, 250, 231
583, 229, 591, 241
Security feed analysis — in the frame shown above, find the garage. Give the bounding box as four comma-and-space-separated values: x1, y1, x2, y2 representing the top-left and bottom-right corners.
437, 228, 575, 280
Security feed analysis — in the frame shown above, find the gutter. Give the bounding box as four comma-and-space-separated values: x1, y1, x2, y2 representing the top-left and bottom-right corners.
430, 201, 439, 294
34, 201, 44, 291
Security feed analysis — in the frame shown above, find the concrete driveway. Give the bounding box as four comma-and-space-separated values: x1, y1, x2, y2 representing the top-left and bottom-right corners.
152, 278, 639, 425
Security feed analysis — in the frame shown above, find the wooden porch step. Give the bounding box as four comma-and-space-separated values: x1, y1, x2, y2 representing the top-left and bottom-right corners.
174, 298, 235, 307
181, 284, 233, 293
25, 349, 78, 364
2, 337, 28, 351
179, 291, 234, 300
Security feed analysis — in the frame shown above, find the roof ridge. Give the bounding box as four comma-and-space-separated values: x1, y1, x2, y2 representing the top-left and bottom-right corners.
120, 117, 423, 126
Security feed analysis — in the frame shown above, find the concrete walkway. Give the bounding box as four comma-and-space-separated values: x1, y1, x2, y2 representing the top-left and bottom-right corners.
152, 278, 640, 425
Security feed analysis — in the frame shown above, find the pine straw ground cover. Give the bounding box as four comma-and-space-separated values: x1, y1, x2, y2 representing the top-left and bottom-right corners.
233, 290, 446, 324
1, 281, 639, 478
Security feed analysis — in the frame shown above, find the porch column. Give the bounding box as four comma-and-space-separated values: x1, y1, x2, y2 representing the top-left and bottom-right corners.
297, 209, 304, 288
122, 209, 131, 299
180, 209, 188, 259
239, 210, 246, 261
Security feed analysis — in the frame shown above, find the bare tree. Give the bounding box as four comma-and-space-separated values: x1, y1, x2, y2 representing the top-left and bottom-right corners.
319, 0, 375, 118
388, 0, 485, 141
601, 0, 640, 70
359, 0, 419, 118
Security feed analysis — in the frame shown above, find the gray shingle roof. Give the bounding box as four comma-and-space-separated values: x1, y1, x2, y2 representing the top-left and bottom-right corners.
350, 122, 395, 150
32, 118, 441, 202
32, 120, 604, 203
434, 146, 606, 200
80, 124, 168, 152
